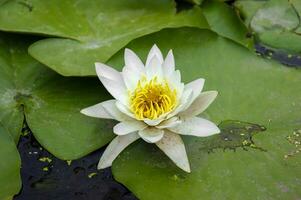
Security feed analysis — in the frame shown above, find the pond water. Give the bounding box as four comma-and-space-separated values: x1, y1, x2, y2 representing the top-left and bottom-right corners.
14, 124, 137, 200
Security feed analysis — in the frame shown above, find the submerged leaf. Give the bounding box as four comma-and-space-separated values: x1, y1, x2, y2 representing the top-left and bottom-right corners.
108, 28, 301, 200
234, 0, 267, 26
236, 0, 301, 55
0, 0, 208, 76
250, 0, 299, 33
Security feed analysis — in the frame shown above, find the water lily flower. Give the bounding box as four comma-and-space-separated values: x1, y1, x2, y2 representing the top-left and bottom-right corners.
81, 45, 220, 172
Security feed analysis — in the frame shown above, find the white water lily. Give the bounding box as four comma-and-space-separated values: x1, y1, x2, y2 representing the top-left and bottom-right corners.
81, 45, 220, 172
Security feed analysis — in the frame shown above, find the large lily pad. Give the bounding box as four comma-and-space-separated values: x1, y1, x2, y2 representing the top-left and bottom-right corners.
0, 0, 208, 76
108, 28, 301, 199
0, 33, 114, 160
0, 124, 21, 200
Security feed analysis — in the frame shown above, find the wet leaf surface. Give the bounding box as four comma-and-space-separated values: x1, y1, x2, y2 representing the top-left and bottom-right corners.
0, 0, 208, 76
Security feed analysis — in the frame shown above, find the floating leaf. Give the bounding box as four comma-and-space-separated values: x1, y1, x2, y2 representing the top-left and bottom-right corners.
0, 0, 208, 76
108, 28, 301, 200
236, 0, 301, 55
234, 0, 266, 26
258, 30, 301, 52
250, 0, 299, 33
0, 124, 21, 199
202, 0, 252, 47
0, 33, 114, 160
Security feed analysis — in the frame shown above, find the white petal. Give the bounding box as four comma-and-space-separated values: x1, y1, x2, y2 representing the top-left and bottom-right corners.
115, 101, 135, 119
102, 100, 131, 121
80, 102, 112, 119
169, 70, 181, 87
156, 117, 181, 129
185, 78, 205, 102
180, 91, 218, 118
145, 55, 162, 79
95, 63, 123, 85
98, 76, 128, 105
81, 100, 130, 121
122, 66, 142, 92
144, 117, 165, 126
97, 133, 140, 169
113, 121, 147, 135
168, 117, 220, 137
124, 48, 144, 73
180, 78, 205, 112
156, 130, 190, 172
169, 70, 184, 99
163, 50, 175, 78
146, 44, 164, 66
138, 127, 164, 143
167, 88, 193, 119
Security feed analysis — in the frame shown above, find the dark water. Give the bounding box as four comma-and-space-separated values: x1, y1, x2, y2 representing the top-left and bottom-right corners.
14, 126, 137, 200
255, 44, 301, 68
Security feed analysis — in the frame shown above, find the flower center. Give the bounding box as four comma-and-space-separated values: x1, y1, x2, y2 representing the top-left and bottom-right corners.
130, 77, 177, 120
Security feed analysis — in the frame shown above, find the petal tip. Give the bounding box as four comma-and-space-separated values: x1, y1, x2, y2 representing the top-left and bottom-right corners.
124, 48, 131, 55
97, 161, 108, 170
184, 166, 191, 173
152, 43, 159, 48
80, 108, 88, 116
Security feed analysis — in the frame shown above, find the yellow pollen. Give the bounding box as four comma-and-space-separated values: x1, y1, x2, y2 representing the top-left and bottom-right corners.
130, 77, 177, 120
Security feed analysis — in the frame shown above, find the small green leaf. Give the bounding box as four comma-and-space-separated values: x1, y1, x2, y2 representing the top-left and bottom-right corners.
202, 0, 252, 47
250, 0, 299, 33
108, 28, 301, 200
0, 0, 208, 76
0, 123, 21, 199
234, 0, 267, 26
0, 33, 114, 160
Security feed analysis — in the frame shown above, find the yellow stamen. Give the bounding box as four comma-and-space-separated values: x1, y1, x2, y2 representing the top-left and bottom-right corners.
130, 77, 177, 120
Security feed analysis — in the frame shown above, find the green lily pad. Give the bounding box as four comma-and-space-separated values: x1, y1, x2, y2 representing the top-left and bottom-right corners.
0, 123, 21, 200
202, 0, 252, 47
258, 30, 301, 53
234, 0, 267, 26
108, 28, 301, 200
250, 0, 299, 33
0, 0, 208, 76
0, 33, 114, 160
